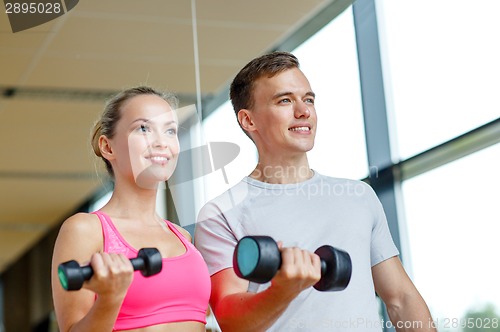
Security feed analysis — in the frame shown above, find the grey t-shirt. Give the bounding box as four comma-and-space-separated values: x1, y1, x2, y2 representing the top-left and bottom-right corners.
195, 171, 399, 331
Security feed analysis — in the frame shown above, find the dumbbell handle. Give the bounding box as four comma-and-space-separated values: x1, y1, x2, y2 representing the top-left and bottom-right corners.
269, 246, 344, 288
270, 252, 328, 277
67, 256, 148, 282
58, 248, 162, 291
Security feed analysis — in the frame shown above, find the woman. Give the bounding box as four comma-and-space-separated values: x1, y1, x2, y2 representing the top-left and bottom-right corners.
51, 86, 211, 331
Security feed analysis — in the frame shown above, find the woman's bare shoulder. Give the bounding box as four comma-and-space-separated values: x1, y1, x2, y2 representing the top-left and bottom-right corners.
54, 212, 103, 256
171, 223, 193, 242
59, 212, 101, 234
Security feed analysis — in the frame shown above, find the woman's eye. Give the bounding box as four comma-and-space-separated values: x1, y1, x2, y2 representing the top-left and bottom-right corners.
139, 124, 149, 133
166, 128, 177, 135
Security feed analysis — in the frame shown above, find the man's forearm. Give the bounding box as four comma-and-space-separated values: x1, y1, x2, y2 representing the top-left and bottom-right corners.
387, 292, 437, 332
214, 287, 297, 332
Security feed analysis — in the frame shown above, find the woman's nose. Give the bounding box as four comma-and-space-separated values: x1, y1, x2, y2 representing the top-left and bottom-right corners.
152, 131, 169, 148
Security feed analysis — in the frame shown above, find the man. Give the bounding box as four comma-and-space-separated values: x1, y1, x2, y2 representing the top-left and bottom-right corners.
195, 52, 435, 331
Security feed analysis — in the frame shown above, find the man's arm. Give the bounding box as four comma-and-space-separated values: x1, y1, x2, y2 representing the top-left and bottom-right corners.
373, 256, 436, 332
210, 246, 321, 332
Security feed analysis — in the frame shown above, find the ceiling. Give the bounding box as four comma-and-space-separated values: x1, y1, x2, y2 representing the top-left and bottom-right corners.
0, 0, 351, 273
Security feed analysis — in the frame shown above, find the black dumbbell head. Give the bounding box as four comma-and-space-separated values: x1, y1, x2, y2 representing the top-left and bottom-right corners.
233, 236, 281, 284
135, 248, 162, 277
313, 245, 352, 291
58, 260, 88, 291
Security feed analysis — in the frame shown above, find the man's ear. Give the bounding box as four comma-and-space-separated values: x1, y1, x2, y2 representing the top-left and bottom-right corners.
98, 135, 115, 161
238, 109, 256, 133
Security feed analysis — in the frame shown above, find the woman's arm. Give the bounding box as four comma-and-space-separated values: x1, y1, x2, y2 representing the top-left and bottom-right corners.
51, 213, 133, 332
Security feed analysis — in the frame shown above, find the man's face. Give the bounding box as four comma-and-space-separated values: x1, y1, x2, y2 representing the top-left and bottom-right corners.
245, 67, 317, 157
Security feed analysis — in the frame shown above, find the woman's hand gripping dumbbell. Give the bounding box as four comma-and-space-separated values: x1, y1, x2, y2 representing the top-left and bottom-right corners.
58, 248, 163, 291
233, 236, 352, 291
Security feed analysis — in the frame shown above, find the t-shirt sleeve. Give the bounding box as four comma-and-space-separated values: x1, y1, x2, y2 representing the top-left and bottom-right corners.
194, 201, 238, 276
366, 184, 400, 266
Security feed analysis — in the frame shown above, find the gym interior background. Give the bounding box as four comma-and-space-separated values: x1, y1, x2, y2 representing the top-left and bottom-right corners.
1, 0, 499, 331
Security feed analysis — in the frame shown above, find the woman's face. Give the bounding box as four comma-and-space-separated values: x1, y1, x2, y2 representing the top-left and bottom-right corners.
108, 94, 179, 189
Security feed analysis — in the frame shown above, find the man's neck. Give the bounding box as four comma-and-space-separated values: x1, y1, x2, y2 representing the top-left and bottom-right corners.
250, 155, 313, 184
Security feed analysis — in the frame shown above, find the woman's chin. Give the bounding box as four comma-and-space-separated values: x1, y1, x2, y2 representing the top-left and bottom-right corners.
134, 168, 172, 189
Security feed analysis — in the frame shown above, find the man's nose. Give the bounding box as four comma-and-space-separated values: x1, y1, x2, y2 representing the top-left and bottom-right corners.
294, 101, 311, 118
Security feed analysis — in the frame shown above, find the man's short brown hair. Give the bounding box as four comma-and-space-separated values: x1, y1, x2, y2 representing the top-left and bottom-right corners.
229, 52, 300, 135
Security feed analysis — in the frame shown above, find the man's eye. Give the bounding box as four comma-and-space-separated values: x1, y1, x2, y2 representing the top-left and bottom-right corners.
305, 98, 315, 104
279, 98, 291, 104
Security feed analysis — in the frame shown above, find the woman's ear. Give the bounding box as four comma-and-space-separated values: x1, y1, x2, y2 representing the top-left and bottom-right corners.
98, 135, 115, 161
238, 109, 256, 133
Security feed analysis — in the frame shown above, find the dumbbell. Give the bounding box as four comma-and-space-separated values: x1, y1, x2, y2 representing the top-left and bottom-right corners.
233, 236, 352, 291
58, 248, 162, 291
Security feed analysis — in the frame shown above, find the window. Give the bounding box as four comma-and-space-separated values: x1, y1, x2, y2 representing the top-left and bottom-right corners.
201, 100, 257, 202
294, 9, 368, 180
378, 0, 500, 160
402, 143, 500, 327
376, 1, 500, 327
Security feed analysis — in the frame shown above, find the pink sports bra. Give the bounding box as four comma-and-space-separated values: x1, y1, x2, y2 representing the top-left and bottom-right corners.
92, 211, 211, 330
